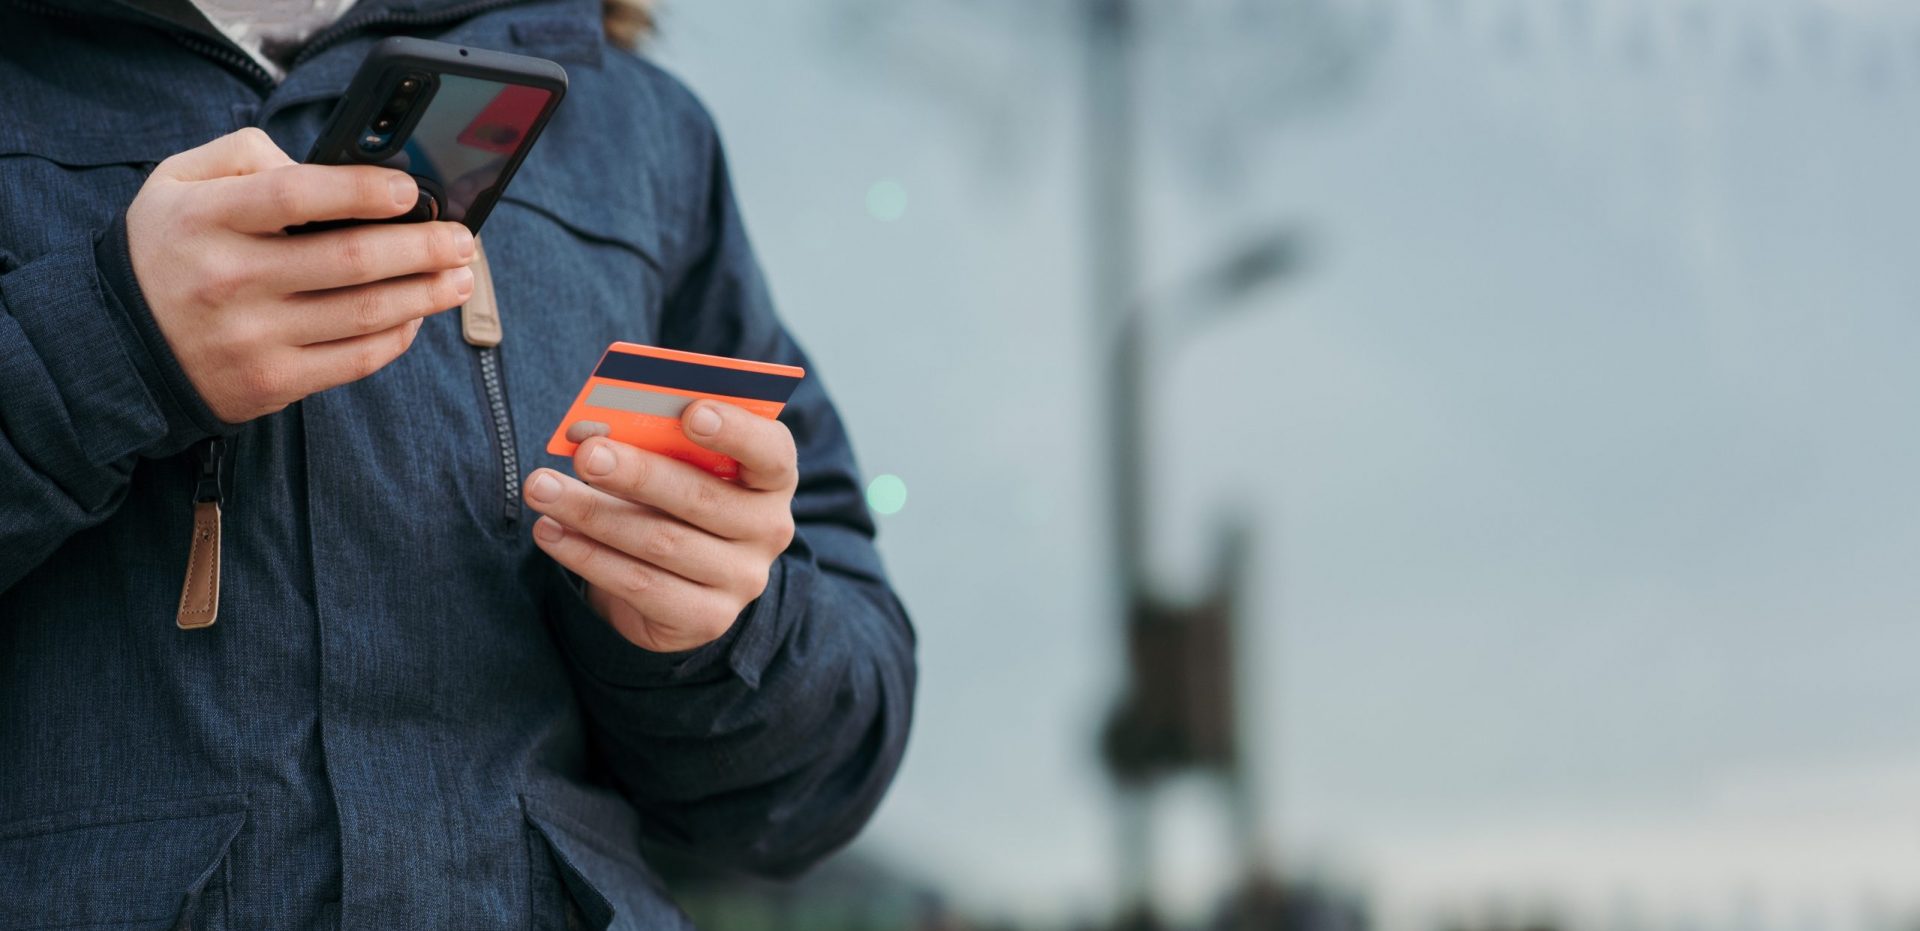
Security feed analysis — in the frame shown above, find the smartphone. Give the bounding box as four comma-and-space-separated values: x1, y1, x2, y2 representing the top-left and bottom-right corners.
301, 37, 568, 233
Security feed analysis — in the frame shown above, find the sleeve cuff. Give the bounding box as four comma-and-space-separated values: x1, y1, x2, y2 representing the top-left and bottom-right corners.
0, 234, 170, 486
547, 555, 791, 689
92, 215, 236, 455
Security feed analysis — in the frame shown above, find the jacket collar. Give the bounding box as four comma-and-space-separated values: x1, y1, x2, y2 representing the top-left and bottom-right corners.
14, 0, 600, 91
266, 0, 601, 119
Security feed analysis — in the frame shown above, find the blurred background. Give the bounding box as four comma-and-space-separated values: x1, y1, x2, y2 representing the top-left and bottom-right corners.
638, 1, 1920, 929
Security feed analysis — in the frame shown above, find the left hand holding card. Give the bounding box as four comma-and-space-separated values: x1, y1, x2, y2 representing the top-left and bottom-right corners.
546, 342, 804, 479
524, 343, 806, 652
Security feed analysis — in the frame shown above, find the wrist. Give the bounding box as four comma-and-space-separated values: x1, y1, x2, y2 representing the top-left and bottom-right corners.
95, 213, 236, 451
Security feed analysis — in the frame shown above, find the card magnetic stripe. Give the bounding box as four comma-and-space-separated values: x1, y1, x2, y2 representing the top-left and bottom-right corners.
582, 384, 696, 418
593, 352, 801, 403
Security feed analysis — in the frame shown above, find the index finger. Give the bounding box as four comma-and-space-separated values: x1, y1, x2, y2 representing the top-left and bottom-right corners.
681, 401, 799, 492
215, 163, 418, 234
155, 127, 293, 182
568, 438, 763, 540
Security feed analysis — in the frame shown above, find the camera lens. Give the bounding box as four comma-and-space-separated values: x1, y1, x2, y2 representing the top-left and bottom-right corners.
372, 116, 396, 132
383, 96, 409, 116
398, 77, 421, 94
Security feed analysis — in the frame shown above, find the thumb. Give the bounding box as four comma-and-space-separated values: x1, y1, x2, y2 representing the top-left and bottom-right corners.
155, 127, 295, 182
682, 401, 799, 491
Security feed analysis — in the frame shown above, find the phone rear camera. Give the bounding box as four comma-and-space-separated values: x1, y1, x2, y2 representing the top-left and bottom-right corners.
372, 116, 396, 132
398, 77, 421, 94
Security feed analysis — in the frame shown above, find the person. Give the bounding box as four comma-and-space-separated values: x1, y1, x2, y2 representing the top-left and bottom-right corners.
0, 0, 916, 927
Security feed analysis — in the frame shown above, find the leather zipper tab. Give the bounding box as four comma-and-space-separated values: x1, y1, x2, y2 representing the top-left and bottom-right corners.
460, 238, 502, 347
176, 437, 224, 630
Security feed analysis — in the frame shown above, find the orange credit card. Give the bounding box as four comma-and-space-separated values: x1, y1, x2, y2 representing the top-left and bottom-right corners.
546, 342, 805, 479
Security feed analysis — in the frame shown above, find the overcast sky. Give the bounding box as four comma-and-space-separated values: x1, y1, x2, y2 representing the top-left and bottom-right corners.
656, 2, 1920, 928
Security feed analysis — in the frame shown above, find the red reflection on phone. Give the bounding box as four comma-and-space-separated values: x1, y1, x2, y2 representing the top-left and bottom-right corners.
457, 85, 551, 155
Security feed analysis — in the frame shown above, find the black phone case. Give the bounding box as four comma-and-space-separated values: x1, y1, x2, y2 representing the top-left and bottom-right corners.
300, 37, 568, 233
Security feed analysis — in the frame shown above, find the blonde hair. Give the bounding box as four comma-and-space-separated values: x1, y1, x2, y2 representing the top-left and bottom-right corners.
603, 0, 656, 49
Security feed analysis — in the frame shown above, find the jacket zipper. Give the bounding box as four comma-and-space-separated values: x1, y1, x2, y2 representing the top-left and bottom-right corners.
462, 240, 519, 524
475, 345, 522, 524
169, 32, 275, 90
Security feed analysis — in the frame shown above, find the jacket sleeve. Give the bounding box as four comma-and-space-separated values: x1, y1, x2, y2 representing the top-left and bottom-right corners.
544, 116, 917, 878
0, 218, 230, 593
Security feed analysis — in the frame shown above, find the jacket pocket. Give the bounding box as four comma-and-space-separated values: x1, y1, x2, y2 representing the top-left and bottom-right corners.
522, 793, 691, 931
0, 796, 246, 931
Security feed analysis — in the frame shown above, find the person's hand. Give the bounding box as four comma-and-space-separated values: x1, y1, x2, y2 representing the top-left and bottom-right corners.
523, 402, 799, 653
126, 128, 476, 423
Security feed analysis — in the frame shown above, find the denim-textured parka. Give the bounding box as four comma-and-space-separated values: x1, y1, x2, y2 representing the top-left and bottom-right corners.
0, 1, 916, 927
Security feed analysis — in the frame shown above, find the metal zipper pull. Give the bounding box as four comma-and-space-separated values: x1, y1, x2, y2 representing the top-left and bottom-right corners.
176, 436, 224, 630
460, 236, 502, 347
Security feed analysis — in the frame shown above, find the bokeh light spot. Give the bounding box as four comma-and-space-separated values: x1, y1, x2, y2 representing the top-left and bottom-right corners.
865, 179, 908, 222
866, 474, 908, 515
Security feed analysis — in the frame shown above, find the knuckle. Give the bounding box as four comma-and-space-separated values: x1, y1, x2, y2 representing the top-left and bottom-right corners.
237, 359, 283, 399
621, 564, 653, 596
643, 523, 681, 561
691, 478, 727, 517
384, 231, 421, 274
219, 128, 273, 164
767, 510, 796, 549
267, 173, 307, 222
551, 526, 588, 560
223, 314, 271, 353
624, 453, 655, 493
738, 562, 771, 598
152, 152, 186, 179
191, 252, 248, 305
571, 486, 607, 529
430, 271, 464, 310
245, 129, 289, 164
434, 224, 465, 265
703, 594, 745, 629
775, 432, 800, 482
175, 194, 222, 232
234, 127, 274, 152
347, 286, 388, 334
360, 170, 395, 212
404, 227, 439, 270
572, 534, 609, 571
352, 342, 388, 379
389, 322, 417, 356
334, 232, 373, 280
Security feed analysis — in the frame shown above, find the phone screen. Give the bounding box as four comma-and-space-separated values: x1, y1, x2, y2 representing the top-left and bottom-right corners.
392, 74, 553, 223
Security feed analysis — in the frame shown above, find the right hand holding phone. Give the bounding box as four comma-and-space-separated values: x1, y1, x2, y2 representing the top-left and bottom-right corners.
127, 128, 476, 424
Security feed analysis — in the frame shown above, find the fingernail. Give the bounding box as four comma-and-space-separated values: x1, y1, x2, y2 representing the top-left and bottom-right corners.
584, 444, 614, 476
453, 225, 476, 259
527, 471, 561, 504
533, 515, 564, 543
688, 405, 721, 437
451, 265, 475, 297
388, 174, 416, 208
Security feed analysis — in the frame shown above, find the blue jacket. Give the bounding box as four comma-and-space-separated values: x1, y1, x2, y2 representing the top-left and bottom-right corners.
0, 1, 916, 927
